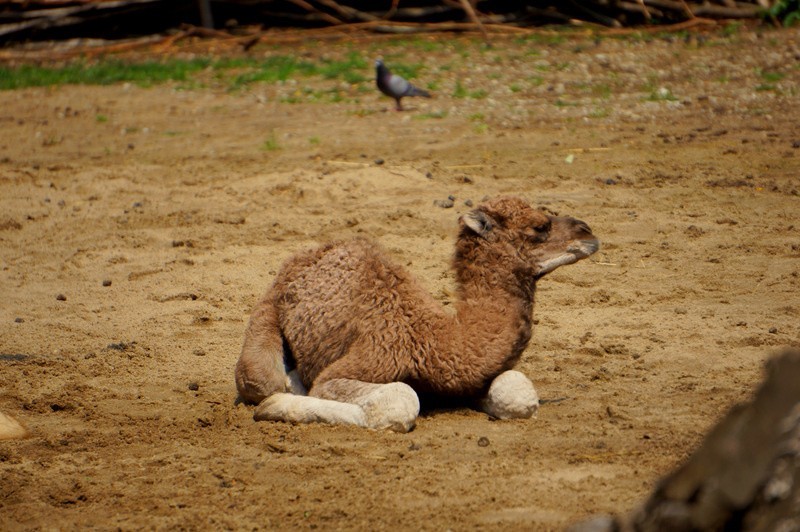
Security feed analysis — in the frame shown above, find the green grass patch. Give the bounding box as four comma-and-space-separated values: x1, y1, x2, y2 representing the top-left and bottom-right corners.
591, 83, 612, 99
0, 54, 373, 92
755, 84, 777, 92
317, 52, 368, 83
409, 38, 445, 53
261, 134, 281, 151
645, 88, 678, 102
452, 81, 487, 99
0, 59, 211, 90
721, 21, 743, 36
227, 56, 316, 90
413, 110, 448, 120
513, 33, 567, 46
453, 80, 468, 99
588, 107, 610, 119
758, 70, 785, 83
554, 99, 578, 107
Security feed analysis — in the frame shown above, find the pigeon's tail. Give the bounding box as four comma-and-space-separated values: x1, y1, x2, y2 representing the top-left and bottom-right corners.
408, 86, 432, 98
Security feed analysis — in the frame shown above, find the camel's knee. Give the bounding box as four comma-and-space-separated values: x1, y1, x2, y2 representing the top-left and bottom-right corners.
235, 363, 284, 404
236, 298, 290, 404
480, 370, 539, 420
235, 344, 290, 404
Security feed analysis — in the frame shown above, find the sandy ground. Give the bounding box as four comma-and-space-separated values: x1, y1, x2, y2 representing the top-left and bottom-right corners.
1, 28, 799, 530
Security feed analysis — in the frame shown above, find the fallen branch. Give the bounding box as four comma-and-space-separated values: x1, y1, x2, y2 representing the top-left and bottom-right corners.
458, 0, 489, 41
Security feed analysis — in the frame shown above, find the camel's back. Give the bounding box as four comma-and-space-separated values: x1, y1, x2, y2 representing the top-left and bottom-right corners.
271, 238, 442, 383
273, 238, 405, 306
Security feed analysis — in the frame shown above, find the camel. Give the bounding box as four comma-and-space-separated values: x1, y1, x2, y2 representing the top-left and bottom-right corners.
235, 196, 599, 432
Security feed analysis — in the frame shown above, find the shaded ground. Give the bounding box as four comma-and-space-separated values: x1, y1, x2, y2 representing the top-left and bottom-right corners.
1, 28, 799, 530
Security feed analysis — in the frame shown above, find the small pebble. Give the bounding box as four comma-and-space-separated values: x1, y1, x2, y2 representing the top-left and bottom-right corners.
14, 317, 24, 323
464, 199, 473, 207
102, 279, 112, 287
605, 178, 617, 185
374, 158, 385, 165
56, 294, 66, 301
433, 198, 454, 209
769, 327, 778, 334
792, 140, 800, 149
477, 437, 490, 447
193, 348, 206, 357
188, 382, 199, 391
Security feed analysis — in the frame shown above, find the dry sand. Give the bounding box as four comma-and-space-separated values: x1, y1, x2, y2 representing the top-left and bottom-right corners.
1, 28, 799, 530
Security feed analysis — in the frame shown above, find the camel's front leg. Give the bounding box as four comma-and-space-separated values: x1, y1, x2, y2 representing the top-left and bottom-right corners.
254, 379, 419, 433
479, 370, 539, 420
254, 392, 368, 428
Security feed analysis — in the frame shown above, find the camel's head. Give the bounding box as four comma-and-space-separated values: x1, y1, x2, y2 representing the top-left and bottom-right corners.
458, 196, 599, 281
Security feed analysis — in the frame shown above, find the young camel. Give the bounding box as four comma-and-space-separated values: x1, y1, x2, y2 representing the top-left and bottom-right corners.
236, 196, 599, 432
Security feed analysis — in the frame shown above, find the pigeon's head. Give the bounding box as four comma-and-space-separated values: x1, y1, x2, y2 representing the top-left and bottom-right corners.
375, 58, 389, 77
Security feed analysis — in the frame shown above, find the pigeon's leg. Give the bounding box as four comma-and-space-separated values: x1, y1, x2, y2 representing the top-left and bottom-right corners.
395, 98, 403, 111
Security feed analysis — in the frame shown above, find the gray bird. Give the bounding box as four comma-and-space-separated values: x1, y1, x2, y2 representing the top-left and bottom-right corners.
375, 59, 431, 111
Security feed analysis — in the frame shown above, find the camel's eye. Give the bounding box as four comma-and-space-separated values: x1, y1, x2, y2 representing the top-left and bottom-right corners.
534, 220, 551, 233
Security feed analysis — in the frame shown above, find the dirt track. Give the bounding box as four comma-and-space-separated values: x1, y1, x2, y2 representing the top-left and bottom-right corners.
1, 28, 799, 530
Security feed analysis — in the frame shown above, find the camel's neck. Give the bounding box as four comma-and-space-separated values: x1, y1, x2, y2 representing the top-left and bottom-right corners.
419, 268, 537, 396
458, 276, 535, 363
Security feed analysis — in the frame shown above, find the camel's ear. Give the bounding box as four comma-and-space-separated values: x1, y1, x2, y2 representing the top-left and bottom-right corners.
462, 210, 495, 238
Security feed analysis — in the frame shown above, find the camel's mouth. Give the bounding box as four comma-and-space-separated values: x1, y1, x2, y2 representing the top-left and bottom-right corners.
535, 238, 600, 279
568, 238, 600, 258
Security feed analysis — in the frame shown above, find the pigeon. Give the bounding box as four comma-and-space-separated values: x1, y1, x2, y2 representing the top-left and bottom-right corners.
375, 59, 431, 111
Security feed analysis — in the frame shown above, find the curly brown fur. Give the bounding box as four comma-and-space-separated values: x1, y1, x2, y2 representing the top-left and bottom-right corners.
235, 196, 598, 429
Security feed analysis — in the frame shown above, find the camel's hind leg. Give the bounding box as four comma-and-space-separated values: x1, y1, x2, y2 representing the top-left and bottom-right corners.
235, 297, 299, 404
254, 379, 419, 433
